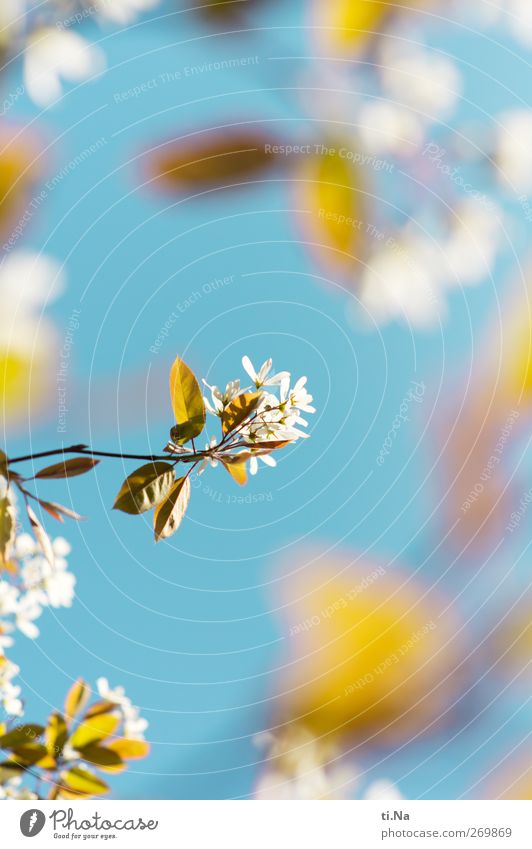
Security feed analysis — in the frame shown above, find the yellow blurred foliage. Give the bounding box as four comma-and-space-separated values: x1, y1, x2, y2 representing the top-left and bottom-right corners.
313, 0, 427, 56
277, 553, 462, 745
297, 145, 366, 279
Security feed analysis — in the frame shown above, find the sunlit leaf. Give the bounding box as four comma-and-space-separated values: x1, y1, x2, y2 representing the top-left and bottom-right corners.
39, 500, 84, 522
78, 744, 124, 771
26, 503, 54, 566
154, 476, 191, 542
45, 713, 68, 757
221, 458, 248, 486
58, 766, 109, 797
298, 144, 366, 278
83, 699, 119, 719
113, 462, 175, 515
69, 713, 120, 750
64, 679, 90, 721
148, 130, 277, 193
106, 737, 150, 760
0, 130, 41, 241
169, 356, 205, 441
35, 457, 99, 479
0, 494, 15, 565
221, 392, 261, 435
0, 724, 44, 750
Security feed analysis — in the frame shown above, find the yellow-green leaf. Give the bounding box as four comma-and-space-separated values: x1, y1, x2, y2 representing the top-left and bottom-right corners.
45, 713, 68, 757
69, 713, 120, 750
35, 457, 99, 479
59, 766, 109, 797
221, 458, 248, 486
154, 476, 191, 542
107, 738, 150, 760
0, 495, 15, 565
8, 743, 49, 766
64, 678, 90, 720
83, 699, 119, 719
113, 462, 175, 515
78, 744, 124, 771
169, 356, 205, 441
221, 392, 261, 435
0, 724, 44, 750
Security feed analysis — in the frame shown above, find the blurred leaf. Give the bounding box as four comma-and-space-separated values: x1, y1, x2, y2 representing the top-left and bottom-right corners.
221, 458, 248, 486
107, 738, 150, 760
154, 476, 191, 542
69, 713, 120, 750
169, 356, 205, 441
0, 762, 23, 783
315, 0, 424, 56
26, 503, 54, 566
83, 699, 119, 719
45, 713, 68, 757
0, 449, 7, 478
8, 743, 49, 766
221, 392, 261, 435
148, 130, 277, 193
191, 0, 266, 20
0, 134, 41, 240
78, 744, 124, 771
0, 494, 15, 565
64, 679, 90, 721
58, 766, 109, 798
0, 724, 44, 749
35, 457, 99, 479
299, 145, 366, 277
113, 462, 175, 515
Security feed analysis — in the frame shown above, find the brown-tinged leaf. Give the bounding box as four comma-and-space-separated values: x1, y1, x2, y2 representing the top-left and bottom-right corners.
0, 724, 44, 750
148, 130, 278, 193
113, 462, 175, 515
69, 713, 120, 750
221, 458, 248, 486
64, 678, 90, 720
77, 744, 124, 771
250, 440, 291, 452
45, 713, 68, 757
221, 392, 261, 435
39, 501, 84, 522
26, 503, 54, 566
35, 457, 99, 479
0, 495, 15, 565
58, 766, 109, 797
0, 449, 7, 478
154, 476, 191, 542
107, 738, 150, 760
169, 356, 205, 441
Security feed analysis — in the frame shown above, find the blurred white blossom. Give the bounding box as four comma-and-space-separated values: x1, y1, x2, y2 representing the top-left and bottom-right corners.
24, 28, 104, 107
494, 109, 532, 192
97, 677, 148, 740
254, 727, 402, 801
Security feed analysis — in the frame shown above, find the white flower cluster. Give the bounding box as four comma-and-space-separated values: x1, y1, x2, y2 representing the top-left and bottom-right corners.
96, 677, 149, 740
4, 0, 160, 107
202, 357, 316, 475
253, 727, 402, 801
0, 656, 23, 717
0, 534, 75, 645
0, 483, 76, 646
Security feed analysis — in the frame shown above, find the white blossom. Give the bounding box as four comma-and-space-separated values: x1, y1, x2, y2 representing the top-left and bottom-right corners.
96, 677, 148, 740
94, 0, 160, 25
0, 658, 23, 716
494, 109, 532, 192
242, 356, 289, 389
24, 27, 105, 107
